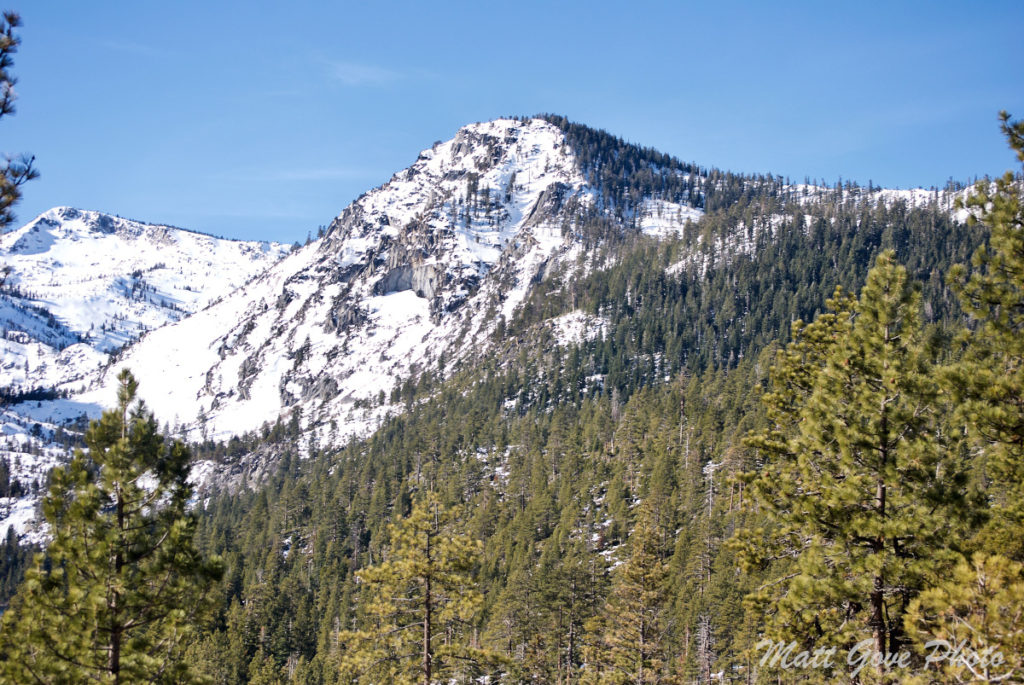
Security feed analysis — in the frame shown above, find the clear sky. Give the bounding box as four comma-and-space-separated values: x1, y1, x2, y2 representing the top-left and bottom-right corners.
4, 1, 1023, 243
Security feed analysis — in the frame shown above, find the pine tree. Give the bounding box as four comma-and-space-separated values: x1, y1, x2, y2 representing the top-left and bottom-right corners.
904, 553, 1024, 683
0, 370, 224, 684
737, 253, 977, 683
947, 111, 1024, 559
539, 535, 605, 682
582, 503, 677, 684
894, 110, 1024, 685
337, 493, 501, 684
0, 11, 38, 229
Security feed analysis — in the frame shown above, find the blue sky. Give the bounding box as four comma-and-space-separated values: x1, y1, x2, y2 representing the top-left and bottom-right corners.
4, 1, 1023, 243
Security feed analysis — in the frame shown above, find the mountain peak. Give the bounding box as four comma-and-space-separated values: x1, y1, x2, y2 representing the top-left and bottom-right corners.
73, 116, 709, 449
6, 115, 713, 474
323, 115, 582, 282
4, 207, 180, 255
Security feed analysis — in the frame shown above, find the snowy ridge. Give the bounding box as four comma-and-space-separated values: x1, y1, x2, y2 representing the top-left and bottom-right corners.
784, 183, 974, 220
0, 208, 290, 539
0, 207, 289, 390
665, 184, 975, 278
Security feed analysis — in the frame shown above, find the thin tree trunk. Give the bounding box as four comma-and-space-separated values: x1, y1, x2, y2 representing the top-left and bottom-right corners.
872, 402, 889, 677
424, 525, 432, 685
110, 485, 125, 684
638, 616, 646, 684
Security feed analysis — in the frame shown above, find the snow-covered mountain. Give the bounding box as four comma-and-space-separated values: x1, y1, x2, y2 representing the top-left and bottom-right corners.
0, 116, 979, 540
69, 118, 702, 448
0, 208, 291, 540
0, 207, 290, 390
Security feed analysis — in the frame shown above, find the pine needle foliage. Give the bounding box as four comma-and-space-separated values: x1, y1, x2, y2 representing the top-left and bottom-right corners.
904, 553, 1024, 684
947, 111, 1024, 557
338, 493, 501, 684
737, 253, 978, 683
0, 11, 38, 229
895, 112, 1024, 685
0, 370, 223, 684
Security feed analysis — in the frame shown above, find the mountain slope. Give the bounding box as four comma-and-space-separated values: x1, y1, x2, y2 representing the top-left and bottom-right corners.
0, 112, 1003, 682
169, 187, 986, 682
79, 118, 705, 445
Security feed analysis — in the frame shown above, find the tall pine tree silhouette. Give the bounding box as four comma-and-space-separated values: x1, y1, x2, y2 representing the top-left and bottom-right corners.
947, 111, 1024, 559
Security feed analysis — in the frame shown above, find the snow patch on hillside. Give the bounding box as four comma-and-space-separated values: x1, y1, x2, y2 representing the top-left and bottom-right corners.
0, 409, 76, 543
550, 310, 609, 345
638, 199, 703, 237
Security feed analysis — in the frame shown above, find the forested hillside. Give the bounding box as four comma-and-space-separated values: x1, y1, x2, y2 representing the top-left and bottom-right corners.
3, 112, 1024, 683
174, 164, 994, 682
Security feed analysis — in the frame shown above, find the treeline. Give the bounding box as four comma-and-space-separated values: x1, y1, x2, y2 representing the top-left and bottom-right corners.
0, 385, 71, 405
